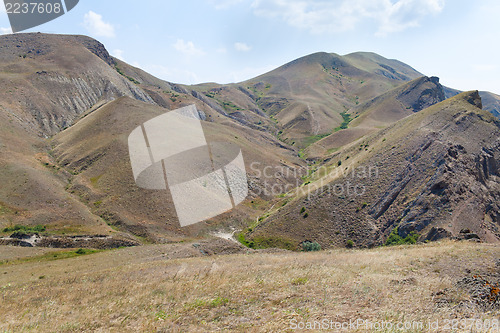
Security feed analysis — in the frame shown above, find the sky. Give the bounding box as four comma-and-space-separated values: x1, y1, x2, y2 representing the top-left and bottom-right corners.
0, 0, 499, 93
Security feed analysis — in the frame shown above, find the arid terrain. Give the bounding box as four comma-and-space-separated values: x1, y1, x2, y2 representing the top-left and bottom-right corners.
2, 240, 500, 332
1, 33, 499, 249
1, 32, 500, 331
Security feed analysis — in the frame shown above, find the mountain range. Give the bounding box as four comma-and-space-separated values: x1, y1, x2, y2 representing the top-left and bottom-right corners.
0, 33, 499, 250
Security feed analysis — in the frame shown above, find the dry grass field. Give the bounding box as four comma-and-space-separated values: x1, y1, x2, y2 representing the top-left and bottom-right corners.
1, 240, 500, 332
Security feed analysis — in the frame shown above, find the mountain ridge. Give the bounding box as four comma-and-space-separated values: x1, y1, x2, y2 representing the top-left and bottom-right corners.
244, 91, 500, 249
0, 33, 499, 249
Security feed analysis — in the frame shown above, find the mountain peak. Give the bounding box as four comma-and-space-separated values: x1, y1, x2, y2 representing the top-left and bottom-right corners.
463, 90, 483, 109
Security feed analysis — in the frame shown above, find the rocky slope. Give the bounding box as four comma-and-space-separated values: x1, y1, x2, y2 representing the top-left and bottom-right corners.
0, 33, 305, 243
245, 91, 500, 249
305, 76, 447, 159
481, 91, 500, 118
1, 33, 499, 249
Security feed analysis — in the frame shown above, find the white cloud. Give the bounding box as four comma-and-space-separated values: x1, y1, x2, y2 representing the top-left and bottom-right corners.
0, 27, 12, 35
111, 49, 125, 61
228, 64, 276, 83
376, 0, 445, 36
216, 47, 228, 54
173, 39, 205, 56
234, 42, 252, 52
144, 64, 202, 85
83, 11, 115, 38
208, 0, 244, 10
472, 64, 499, 72
252, 0, 445, 36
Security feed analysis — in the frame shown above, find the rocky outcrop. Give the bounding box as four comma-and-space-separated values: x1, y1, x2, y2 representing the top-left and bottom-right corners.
0, 33, 156, 136
73, 35, 116, 67
397, 76, 446, 112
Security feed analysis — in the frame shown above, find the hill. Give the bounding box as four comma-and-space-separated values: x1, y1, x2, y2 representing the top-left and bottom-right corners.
244, 91, 500, 249
481, 91, 500, 118
304, 76, 446, 159
0, 33, 499, 250
232, 51, 422, 147
0, 33, 305, 243
1, 240, 500, 331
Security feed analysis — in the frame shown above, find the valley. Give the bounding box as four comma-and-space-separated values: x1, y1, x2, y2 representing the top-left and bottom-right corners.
0, 33, 499, 251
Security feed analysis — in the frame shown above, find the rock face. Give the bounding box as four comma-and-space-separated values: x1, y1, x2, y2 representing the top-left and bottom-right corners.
397, 76, 446, 112
368, 91, 500, 244
480, 91, 500, 119
1, 33, 499, 249
0, 33, 155, 136
248, 91, 500, 248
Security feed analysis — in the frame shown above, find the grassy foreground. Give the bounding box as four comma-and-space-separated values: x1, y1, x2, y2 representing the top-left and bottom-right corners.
1, 241, 500, 332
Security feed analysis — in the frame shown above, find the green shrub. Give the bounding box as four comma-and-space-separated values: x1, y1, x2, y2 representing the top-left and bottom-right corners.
302, 241, 321, 252
2, 225, 46, 233
385, 227, 419, 246
334, 112, 352, 131
291, 277, 308, 285
346, 240, 354, 248
300, 207, 306, 214
236, 232, 255, 249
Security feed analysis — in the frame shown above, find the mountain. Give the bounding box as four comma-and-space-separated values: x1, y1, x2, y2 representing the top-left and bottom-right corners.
0, 33, 305, 244
1, 33, 499, 249
244, 91, 500, 249
481, 91, 500, 118
231, 51, 422, 147
444, 87, 499, 119
304, 76, 446, 159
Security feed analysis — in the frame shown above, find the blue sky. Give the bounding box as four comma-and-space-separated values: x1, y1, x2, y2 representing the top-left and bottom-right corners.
1, 0, 499, 93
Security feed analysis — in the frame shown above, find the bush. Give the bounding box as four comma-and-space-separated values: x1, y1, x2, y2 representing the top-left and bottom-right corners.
346, 240, 354, 248
300, 207, 306, 214
385, 227, 419, 246
236, 232, 255, 249
2, 225, 46, 233
291, 277, 308, 285
75, 248, 87, 255
302, 241, 321, 252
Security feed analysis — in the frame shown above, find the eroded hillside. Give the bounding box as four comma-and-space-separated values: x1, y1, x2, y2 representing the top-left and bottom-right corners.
1, 33, 499, 249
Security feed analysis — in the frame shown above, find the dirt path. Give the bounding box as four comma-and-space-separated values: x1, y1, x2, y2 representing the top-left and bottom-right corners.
307, 103, 320, 135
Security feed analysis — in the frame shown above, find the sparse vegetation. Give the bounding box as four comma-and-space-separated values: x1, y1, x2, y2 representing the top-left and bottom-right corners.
385, 226, 420, 246
291, 277, 308, 285
245, 235, 296, 250
334, 112, 352, 132
0, 248, 100, 266
215, 99, 243, 112
2, 224, 46, 233
2, 241, 496, 331
115, 66, 140, 84
236, 231, 255, 249
302, 241, 321, 252
302, 133, 331, 146
298, 149, 306, 159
